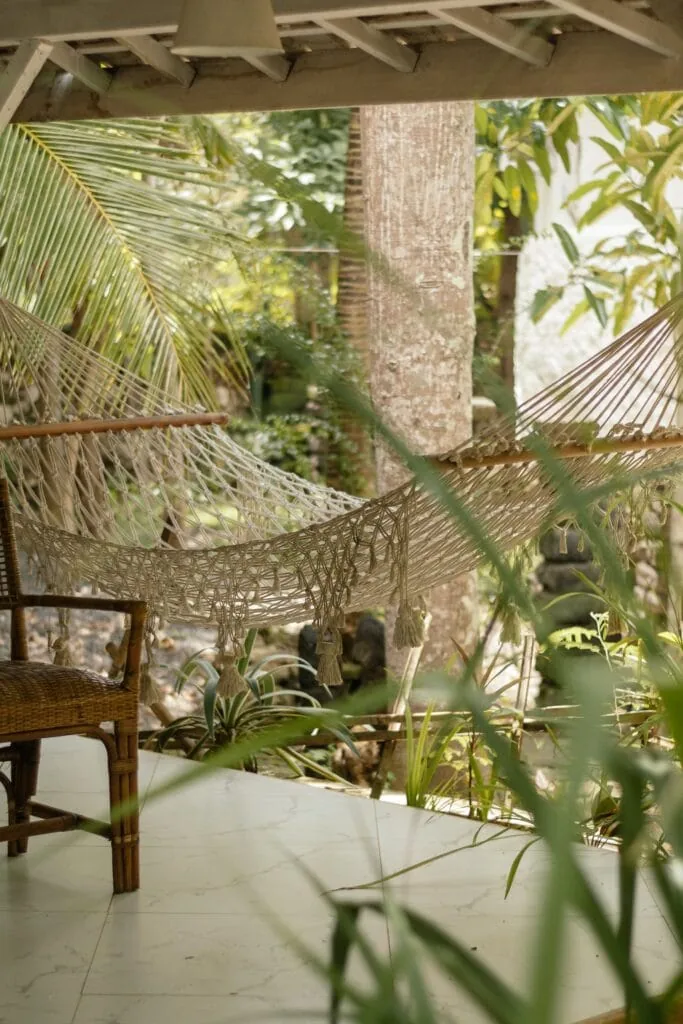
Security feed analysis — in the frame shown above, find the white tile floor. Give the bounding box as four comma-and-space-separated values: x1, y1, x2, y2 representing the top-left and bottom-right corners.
0, 736, 679, 1024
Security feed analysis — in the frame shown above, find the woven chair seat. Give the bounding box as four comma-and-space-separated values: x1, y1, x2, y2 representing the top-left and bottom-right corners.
0, 662, 137, 734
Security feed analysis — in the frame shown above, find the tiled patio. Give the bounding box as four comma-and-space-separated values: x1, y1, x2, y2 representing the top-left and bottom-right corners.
0, 736, 679, 1024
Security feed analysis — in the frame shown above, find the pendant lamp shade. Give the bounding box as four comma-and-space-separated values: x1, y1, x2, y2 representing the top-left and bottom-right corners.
172, 0, 283, 57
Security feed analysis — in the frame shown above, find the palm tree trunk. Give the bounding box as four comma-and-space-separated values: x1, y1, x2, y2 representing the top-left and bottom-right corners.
361, 102, 478, 673
498, 211, 521, 403
335, 107, 375, 496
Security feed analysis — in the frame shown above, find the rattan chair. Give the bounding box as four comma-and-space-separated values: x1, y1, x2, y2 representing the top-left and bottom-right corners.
0, 479, 146, 893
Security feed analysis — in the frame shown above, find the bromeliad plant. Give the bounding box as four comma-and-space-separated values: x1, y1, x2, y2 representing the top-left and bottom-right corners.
153, 629, 355, 781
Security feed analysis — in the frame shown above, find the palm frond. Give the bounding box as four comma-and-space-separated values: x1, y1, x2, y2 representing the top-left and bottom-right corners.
0, 118, 249, 402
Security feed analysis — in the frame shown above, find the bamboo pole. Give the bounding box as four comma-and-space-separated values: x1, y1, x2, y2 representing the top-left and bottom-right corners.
431, 431, 683, 473
370, 612, 432, 800
0, 412, 228, 442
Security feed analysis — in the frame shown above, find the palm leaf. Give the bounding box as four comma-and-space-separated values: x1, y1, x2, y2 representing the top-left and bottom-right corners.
0, 118, 249, 403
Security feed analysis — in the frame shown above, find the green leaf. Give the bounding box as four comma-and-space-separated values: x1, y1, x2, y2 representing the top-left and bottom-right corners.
530, 286, 564, 323
503, 165, 522, 217
561, 297, 591, 335
329, 905, 364, 1023
237, 628, 258, 676
591, 136, 628, 169
505, 837, 542, 899
532, 142, 552, 185
401, 907, 527, 1023
552, 222, 581, 265
551, 118, 573, 172
492, 175, 508, 201
203, 673, 220, 741
0, 120, 248, 404
577, 193, 615, 229
517, 158, 538, 216
566, 179, 604, 203
622, 199, 658, 233
474, 104, 489, 138
583, 285, 609, 328
643, 140, 683, 207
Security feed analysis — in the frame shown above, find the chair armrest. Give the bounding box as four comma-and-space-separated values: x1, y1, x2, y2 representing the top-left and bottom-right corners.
19, 596, 147, 693
20, 595, 146, 617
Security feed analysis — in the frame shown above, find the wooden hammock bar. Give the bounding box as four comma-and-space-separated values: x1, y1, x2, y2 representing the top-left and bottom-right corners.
0, 412, 229, 442
434, 430, 683, 473
296, 707, 653, 749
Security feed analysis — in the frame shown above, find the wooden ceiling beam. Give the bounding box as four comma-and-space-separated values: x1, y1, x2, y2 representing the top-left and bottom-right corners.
553, 0, 683, 56
49, 41, 113, 92
0, 37, 52, 131
315, 16, 417, 70
0, 0, 519, 47
430, 6, 554, 64
280, 0, 506, 19
116, 34, 195, 86
243, 54, 293, 81
645, 0, 683, 35
13, 32, 683, 123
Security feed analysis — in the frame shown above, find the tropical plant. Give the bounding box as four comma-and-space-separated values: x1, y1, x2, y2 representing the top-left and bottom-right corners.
219, 108, 350, 241
0, 118, 256, 403
403, 704, 469, 810
474, 98, 584, 396
152, 632, 354, 781
530, 92, 683, 335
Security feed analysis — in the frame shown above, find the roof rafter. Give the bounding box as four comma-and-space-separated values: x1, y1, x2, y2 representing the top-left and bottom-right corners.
315, 16, 418, 70
49, 40, 113, 92
0, 0, 519, 48
243, 54, 293, 81
430, 6, 554, 64
0, 37, 52, 131
649, 0, 683, 33
553, 0, 683, 56
116, 34, 195, 86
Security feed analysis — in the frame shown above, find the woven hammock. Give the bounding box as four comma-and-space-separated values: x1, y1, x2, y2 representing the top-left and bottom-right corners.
2, 295, 683, 685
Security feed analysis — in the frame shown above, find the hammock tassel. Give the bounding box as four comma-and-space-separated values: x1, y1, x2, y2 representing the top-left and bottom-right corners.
139, 662, 162, 705
393, 602, 425, 650
52, 636, 73, 667
52, 609, 73, 666
216, 655, 248, 697
105, 627, 130, 679
316, 628, 344, 688
138, 625, 162, 706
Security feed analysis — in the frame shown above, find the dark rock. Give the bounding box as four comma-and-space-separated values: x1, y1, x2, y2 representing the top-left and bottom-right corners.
539, 526, 593, 563
535, 561, 601, 594
297, 624, 318, 691
350, 613, 386, 691
537, 591, 605, 631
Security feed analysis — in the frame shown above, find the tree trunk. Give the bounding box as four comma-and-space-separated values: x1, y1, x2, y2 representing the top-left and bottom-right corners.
497, 211, 521, 404
361, 102, 478, 673
335, 107, 375, 496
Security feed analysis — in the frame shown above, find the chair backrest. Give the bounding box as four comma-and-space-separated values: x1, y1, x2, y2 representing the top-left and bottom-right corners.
0, 477, 22, 606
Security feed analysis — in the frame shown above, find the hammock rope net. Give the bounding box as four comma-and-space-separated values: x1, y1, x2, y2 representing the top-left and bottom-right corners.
2, 295, 683, 682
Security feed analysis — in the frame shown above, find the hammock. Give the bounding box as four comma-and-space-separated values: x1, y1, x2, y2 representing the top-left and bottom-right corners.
1, 296, 683, 687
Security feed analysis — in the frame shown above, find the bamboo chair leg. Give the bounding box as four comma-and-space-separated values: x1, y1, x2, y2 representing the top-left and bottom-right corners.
108, 720, 139, 894
8, 740, 40, 857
